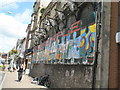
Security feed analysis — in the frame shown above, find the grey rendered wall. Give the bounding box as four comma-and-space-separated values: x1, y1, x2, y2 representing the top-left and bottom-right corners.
30, 64, 93, 88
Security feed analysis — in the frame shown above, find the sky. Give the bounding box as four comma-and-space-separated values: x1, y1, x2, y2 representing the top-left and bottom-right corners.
0, 0, 35, 53
0, 0, 52, 53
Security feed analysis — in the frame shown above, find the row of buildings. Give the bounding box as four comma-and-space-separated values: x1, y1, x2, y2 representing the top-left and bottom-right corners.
9, 0, 120, 88
9, 0, 50, 69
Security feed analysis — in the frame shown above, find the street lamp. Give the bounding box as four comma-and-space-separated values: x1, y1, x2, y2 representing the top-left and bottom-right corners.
7, 11, 13, 14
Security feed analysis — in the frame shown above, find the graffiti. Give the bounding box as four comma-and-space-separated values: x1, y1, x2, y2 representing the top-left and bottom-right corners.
33, 13, 96, 65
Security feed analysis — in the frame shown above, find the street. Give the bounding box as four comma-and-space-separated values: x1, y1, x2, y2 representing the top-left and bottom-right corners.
0, 71, 5, 90
0, 0, 120, 88
0, 69, 47, 89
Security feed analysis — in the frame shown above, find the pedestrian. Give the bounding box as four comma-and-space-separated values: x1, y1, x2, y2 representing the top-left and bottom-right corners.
16, 57, 21, 69
1, 60, 5, 71
8, 58, 11, 64
17, 64, 24, 82
13, 61, 16, 71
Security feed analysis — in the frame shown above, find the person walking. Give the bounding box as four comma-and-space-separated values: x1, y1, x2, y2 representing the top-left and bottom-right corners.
16, 57, 21, 69
17, 64, 24, 82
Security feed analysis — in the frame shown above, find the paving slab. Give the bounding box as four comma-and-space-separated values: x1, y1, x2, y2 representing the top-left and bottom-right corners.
2, 70, 47, 89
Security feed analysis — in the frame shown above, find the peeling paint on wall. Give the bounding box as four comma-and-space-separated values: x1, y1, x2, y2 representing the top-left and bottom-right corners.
71, 70, 74, 78
65, 70, 70, 77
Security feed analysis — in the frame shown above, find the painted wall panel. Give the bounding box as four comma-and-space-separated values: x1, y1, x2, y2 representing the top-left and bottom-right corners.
33, 12, 96, 65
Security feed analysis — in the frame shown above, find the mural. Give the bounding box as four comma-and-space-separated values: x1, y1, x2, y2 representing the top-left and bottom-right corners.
33, 12, 96, 65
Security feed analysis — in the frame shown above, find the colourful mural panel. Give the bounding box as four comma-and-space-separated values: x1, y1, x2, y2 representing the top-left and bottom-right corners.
33, 12, 96, 65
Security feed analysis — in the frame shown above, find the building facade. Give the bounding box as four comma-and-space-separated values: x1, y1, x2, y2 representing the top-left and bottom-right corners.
30, 1, 101, 88
25, 0, 120, 88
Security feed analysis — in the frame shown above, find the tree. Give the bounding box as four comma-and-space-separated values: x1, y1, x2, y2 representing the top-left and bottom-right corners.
10, 49, 18, 55
40, 8, 46, 14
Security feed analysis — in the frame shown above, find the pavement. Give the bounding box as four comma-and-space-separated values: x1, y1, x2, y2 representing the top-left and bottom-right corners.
0, 67, 48, 90
0, 71, 5, 90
